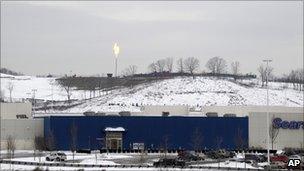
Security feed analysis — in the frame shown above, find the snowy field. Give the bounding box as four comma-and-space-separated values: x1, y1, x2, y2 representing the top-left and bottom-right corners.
1, 73, 303, 113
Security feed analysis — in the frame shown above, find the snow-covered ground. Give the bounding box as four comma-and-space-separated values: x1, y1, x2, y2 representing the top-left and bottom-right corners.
1, 151, 129, 170
7, 152, 125, 165
0, 164, 252, 171
1, 73, 303, 113
192, 161, 262, 169
0, 73, 84, 101
0, 150, 263, 170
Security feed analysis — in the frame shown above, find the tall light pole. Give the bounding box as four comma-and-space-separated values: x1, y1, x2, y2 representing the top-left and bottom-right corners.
113, 43, 120, 77
263, 59, 272, 165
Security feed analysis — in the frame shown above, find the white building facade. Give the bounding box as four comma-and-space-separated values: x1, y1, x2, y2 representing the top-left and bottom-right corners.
140, 105, 189, 116
0, 102, 44, 150
249, 112, 304, 150
202, 105, 303, 117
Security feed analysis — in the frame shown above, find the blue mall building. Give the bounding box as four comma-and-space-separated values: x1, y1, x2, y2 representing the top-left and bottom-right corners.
44, 116, 248, 151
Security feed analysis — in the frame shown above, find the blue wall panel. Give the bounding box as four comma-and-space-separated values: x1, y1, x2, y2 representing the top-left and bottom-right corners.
44, 116, 248, 150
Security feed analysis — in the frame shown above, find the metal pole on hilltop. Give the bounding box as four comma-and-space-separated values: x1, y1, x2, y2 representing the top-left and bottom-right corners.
115, 57, 118, 77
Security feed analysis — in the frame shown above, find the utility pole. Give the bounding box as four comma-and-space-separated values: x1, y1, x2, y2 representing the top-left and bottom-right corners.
263, 59, 272, 165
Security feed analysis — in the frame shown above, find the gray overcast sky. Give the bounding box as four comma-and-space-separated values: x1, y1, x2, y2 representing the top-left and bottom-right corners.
1, 1, 303, 76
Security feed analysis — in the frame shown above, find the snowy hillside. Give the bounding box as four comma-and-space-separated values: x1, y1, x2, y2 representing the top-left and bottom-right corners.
0, 73, 85, 101
1, 73, 303, 113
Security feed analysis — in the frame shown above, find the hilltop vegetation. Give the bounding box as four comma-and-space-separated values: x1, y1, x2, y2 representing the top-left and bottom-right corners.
0, 68, 23, 76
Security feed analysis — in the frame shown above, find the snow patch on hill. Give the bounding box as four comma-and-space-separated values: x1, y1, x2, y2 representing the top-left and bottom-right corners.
1, 74, 303, 113
62, 77, 303, 113
0, 73, 84, 101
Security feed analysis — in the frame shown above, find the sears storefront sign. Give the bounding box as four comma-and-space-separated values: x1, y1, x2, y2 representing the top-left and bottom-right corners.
273, 118, 304, 129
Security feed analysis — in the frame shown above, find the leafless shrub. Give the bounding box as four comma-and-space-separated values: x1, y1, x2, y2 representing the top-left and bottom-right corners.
6, 135, 16, 159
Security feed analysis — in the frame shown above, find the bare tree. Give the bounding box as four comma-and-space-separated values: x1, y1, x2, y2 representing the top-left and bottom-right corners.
287, 69, 304, 91
0, 89, 5, 102
165, 58, 174, 73
160, 135, 169, 158
190, 127, 203, 152
184, 57, 200, 77
258, 65, 266, 87
176, 58, 184, 73
155, 59, 166, 72
138, 149, 148, 165
265, 65, 273, 87
7, 82, 14, 102
34, 136, 46, 162
206, 57, 227, 74
234, 127, 246, 149
57, 77, 73, 104
297, 68, 304, 91
122, 65, 138, 76
6, 135, 16, 159
45, 130, 56, 152
269, 116, 279, 150
258, 64, 273, 87
98, 76, 103, 97
149, 58, 172, 73
69, 121, 78, 163
214, 136, 223, 150
148, 62, 158, 73
231, 61, 240, 75
288, 70, 297, 89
